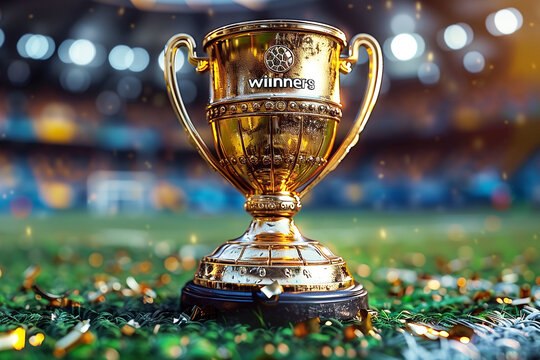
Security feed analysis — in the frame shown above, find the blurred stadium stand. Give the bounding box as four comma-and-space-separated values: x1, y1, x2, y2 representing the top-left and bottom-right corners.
0, 0, 539, 215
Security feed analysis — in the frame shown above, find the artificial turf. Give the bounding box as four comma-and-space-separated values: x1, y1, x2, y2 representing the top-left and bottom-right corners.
0, 209, 539, 359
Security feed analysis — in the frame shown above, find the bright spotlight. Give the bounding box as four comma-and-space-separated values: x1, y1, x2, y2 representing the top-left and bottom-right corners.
390, 33, 418, 61
463, 51, 485, 73
109, 45, 134, 71
494, 8, 522, 34
417, 62, 440, 85
158, 49, 184, 72
486, 8, 523, 36
443, 24, 472, 50
69, 39, 96, 66
129, 47, 149, 72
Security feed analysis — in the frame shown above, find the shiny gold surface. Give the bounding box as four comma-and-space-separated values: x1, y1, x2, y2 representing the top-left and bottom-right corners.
203, 19, 347, 48
164, 20, 383, 292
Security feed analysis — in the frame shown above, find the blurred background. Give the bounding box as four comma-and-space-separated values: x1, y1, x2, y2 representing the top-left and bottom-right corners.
0, 0, 539, 217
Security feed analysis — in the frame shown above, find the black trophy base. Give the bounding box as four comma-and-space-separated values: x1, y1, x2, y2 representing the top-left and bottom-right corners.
180, 281, 368, 326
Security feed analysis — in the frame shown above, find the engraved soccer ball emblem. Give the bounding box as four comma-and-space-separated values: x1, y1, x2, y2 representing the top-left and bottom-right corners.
264, 45, 294, 73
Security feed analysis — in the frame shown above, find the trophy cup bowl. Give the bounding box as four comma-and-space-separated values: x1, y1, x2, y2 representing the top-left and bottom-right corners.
164, 20, 382, 324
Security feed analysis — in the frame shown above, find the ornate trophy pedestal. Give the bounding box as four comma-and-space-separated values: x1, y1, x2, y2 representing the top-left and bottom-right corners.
164, 20, 383, 325
181, 281, 367, 326
180, 193, 369, 324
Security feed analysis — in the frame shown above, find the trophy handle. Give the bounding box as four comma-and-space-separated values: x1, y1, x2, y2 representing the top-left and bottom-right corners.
164, 34, 250, 195
298, 34, 383, 198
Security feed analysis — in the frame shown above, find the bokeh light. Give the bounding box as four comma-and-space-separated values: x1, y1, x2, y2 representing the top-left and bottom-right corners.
60, 68, 92, 93
117, 76, 142, 99
16, 34, 33, 57
390, 14, 415, 34
0, 28, 4, 48
443, 23, 472, 50
486, 8, 523, 36
7, 60, 31, 85
417, 62, 440, 85
389, 33, 423, 61
23, 34, 55, 60
129, 47, 150, 72
463, 51, 485, 73
58, 39, 74, 63
34, 103, 77, 143
39, 182, 74, 209
69, 39, 96, 66
96, 91, 122, 116
109, 45, 134, 70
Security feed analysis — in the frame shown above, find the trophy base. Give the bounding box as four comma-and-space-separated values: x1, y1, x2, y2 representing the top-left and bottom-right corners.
180, 281, 368, 326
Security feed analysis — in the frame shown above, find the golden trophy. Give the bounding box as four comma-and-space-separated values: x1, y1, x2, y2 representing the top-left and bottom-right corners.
164, 20, 382, 324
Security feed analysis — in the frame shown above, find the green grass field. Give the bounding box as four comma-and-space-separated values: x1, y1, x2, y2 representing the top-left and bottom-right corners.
0, 209, 539, 359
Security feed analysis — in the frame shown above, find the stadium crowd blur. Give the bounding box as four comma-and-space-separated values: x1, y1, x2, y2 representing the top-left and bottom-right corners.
0, 0, 539, 216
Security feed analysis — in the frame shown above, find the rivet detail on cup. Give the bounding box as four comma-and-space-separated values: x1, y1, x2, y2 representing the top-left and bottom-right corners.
206, 99, 342, 121
221, 154, 327, 169
244, 199, 302, 213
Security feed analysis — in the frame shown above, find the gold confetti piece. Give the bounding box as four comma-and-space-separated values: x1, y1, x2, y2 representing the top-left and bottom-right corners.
344, 324, 364, 340
260, 281, 283, 299
351, 309, 380, 340
31, 285, 80, 308
88, 253, 103, 267
54, 320, 94, 358
520, 284, 531, 298
121, 325, 136, 336
29, 333, 44, 347
0, 327, 25, 351
511, 298, 530, 306
87, 290, 107, 303
126, 276, 140, 292
21, 265, 41, 290
293, 318, 320, 338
